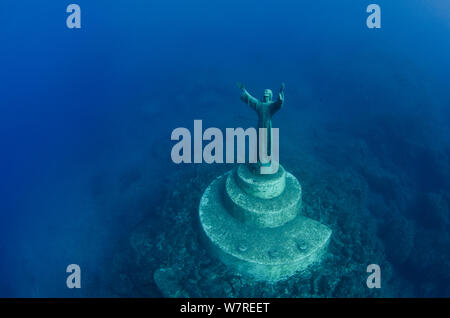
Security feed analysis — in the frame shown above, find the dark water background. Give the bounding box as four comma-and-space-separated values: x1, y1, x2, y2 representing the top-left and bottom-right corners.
0, 0, 449, 297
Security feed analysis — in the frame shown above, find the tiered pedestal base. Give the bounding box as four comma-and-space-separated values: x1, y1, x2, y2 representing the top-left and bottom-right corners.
199, 165, 331, 282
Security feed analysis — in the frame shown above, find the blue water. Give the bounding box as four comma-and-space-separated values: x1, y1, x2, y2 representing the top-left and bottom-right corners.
0, 0, 449, 297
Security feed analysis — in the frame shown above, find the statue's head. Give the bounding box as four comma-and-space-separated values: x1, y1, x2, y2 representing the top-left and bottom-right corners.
263, 89, 273, 102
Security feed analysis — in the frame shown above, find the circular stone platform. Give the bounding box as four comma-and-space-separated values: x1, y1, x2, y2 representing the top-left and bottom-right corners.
236, 164, 286, 199
199, 167, 332, 282
225, 168, 301, 228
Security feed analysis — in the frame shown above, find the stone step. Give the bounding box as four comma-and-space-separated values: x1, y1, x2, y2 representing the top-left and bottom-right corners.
235, 164, 286, 199
199, 172, 332, 282
225, 169, 301, 228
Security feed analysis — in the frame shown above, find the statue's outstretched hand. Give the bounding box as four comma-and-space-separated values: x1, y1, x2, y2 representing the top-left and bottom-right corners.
237, 82, 245, 91
279, 83, 285, 101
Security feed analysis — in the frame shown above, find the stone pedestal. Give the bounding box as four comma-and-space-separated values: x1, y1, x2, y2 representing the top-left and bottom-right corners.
199, 164, 331, 282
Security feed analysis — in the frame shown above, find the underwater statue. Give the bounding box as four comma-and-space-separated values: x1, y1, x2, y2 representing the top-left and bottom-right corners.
198, 82, 331, 282
238, 82, 284, 166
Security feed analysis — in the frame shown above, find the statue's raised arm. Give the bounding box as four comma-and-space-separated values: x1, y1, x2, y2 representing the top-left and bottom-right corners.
269, 82, 285, 115
238, 82, 259, 110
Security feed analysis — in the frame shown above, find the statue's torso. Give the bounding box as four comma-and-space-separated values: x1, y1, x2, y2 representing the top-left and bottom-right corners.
256, 102, 274, 128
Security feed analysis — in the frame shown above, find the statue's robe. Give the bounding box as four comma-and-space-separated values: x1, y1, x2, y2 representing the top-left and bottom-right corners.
241, 90, 283, 163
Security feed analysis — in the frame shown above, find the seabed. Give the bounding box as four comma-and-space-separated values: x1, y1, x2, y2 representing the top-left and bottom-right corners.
104, 128, 419, 297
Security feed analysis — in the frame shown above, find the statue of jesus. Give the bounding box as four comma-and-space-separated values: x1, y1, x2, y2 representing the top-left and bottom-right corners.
238, 82, 284, 170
